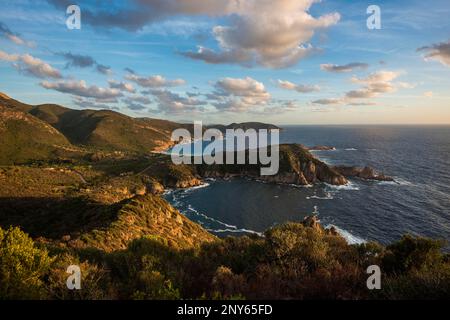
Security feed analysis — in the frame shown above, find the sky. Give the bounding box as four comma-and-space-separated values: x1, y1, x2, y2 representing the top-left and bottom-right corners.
0, 0, 449, 125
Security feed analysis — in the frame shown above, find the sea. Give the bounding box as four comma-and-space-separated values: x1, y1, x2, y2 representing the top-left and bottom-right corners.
164, 125, 450, 245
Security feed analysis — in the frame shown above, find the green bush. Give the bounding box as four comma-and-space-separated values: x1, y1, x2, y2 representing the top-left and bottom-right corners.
0, 226, 54, 299
383, 235, 446, 273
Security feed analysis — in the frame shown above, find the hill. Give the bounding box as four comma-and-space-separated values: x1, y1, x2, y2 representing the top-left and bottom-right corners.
0, 93, 189, 154
28, 104, 184, 153
0, 93, 283, 157
208, 122, 280, 133
0, 104, 79, 164
67, 194, 216, 251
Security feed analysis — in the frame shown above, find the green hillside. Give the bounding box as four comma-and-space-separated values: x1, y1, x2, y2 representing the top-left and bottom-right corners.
0, 104, 77, 165
28, 105, 179, 153
0, 93, 187, 154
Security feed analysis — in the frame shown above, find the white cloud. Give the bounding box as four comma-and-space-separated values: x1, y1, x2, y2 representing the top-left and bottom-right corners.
424, 91, 433, 98
179, 0, 340, 68
346, 70, 402, 98
41, 79, 123, 99
16, 54, 61, 79
125, 73, 186, 88
312, 70, 412, 106
277, 79, 320, 93
0, 51, 61, 79
210, 77, 271, 112
108, 79, 136, 93
149, 89, 204, 114
0, 50, 18, 62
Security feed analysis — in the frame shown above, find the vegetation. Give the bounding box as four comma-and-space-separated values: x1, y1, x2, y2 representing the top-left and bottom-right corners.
1, 224, 449, 300
1, 92, 449, 300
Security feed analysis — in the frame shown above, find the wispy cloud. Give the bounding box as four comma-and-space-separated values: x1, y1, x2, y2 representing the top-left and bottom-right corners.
320, 62, 368, 73
108, 80, 136, 93
57, 52, 112, 75
418, 40, 450, 67
0, 21, 35, 47
0, 50, 61, 79
125, 73, 185, 88
277, 80, 320, 93
41, 79, 123, 99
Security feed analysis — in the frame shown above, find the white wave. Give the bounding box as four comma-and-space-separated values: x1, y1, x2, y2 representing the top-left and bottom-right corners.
393, 177, 414, 186
344, 148, 358, 151
306, 192, 334, 200
208, 228, 263, 236
325, 224, 366, 245
376, 180, 398, 186
186, 205, 238, 229
325, 181, 360, 191
309, 148, 336, 152
183, 182, 211, 192
289, 183, 313, 188
377, 177, 414, 186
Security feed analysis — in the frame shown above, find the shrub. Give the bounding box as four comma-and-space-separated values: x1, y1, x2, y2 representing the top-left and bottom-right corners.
46, 253, 112, 300
382, 235, 446, 274
0, 226, 54, 299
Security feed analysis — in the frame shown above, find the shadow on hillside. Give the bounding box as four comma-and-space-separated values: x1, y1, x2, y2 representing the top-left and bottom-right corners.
0, 196, 121, 239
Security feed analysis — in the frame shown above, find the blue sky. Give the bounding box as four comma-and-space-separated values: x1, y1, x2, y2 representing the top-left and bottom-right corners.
0, 0, 449, 124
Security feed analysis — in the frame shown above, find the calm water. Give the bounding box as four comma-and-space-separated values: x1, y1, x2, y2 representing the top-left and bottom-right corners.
164, 126, 450, 245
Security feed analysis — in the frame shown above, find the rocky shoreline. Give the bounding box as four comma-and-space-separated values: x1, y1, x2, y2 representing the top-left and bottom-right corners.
333, 165, 394, 182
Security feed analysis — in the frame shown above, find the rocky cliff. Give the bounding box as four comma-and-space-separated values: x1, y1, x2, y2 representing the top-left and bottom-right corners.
333, 165, 393, 181
196, 144, 348, 186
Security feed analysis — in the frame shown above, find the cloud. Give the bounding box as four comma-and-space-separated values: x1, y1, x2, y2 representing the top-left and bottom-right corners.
149, 89, 205, 114
40, 79, 123, 99
312, 70, 411, 106
346, 101, 377, 106
256, 100, 300, 115
418, 40, 450, 67
209, 77, 271, 112
312, 98, 343, 105
320, 62, 368, 73
124, 67, 136, 74
108, 80, 136, 93
125, 73, 186, 88
46, 0, 243, 31
122, 98, 148, 111
0, 50, 61, 79
72, 97, 116, 110
57, 52, 112, 74
0, 50, 18, 62
424, 91, 433, 98
277, 80, 320, 93
346, 70, 401, 98
180, 46, 251, 65
123, 95, 152, 105
48, 0, 339, 69
181, 1, 340, 68
96, 64, 112, 75
0, 21, 35, 47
